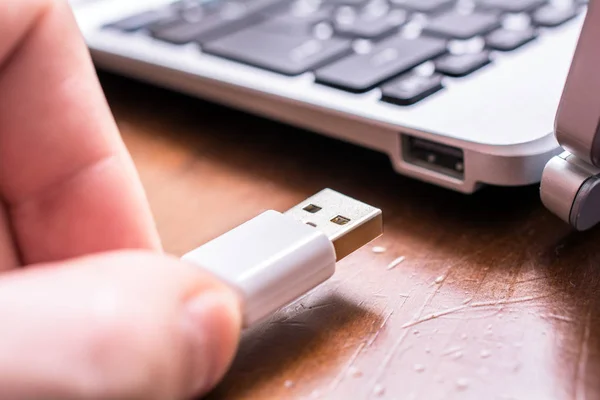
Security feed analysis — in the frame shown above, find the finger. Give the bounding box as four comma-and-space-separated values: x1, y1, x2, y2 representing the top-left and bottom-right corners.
0, 0, 160, 265
0, 250, 241, 400
0, 202, 19, 270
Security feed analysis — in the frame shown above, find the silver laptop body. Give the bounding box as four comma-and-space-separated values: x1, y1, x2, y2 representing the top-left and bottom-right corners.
71, 0, 588, 194
541, 0, 600, 231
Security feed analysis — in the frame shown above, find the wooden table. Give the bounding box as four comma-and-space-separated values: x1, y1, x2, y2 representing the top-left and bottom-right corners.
101, 72, 600, 400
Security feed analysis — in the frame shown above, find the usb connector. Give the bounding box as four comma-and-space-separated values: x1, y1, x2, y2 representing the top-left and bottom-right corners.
182, 189, 383, 327
284, 188, 383, 261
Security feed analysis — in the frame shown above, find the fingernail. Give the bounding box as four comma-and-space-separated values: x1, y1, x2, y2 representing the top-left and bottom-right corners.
181, 289, 241, 397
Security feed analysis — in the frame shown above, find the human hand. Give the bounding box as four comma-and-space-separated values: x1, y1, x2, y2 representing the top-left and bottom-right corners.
0, 1, 241, 399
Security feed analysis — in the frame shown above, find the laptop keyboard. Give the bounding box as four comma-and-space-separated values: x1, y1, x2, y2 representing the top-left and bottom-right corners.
105, 0, 586, 105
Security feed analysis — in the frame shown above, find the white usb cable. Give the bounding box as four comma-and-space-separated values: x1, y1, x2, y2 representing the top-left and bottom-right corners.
182, 189, 383, 328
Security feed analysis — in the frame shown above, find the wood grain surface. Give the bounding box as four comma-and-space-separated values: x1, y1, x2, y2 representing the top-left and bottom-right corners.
101, 72, 600, 400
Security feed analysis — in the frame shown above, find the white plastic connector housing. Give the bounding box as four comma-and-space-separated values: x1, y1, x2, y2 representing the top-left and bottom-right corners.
182, 210, 336, 327
182, 189, 383, 328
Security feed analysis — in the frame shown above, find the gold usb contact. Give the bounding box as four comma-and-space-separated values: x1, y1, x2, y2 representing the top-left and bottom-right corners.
285, 189, 383, 260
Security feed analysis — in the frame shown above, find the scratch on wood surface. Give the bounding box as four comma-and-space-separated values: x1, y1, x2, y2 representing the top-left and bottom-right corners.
401, 295, 548, 328
369, 283, 441, 394
272, 320, 306, 327
470, 295, 548, 308
308, 302, 336, 311
541, 313, 575, 323
398, 249, 507, 400
386, 256, 406, 270
367, 310, 395, 347
402, 305, 469, 328
514, 275, 547, 284
442, 345, 463, 356
287, 291, 314, 309
444, 309, 502, 321
328, 342, 366, 394
575, 310, 591, 400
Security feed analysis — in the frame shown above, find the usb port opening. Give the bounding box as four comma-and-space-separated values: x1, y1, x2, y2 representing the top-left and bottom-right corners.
402, 135, 465, 180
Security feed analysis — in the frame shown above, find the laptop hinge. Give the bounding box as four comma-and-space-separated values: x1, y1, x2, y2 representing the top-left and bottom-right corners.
541, 151, 600, 231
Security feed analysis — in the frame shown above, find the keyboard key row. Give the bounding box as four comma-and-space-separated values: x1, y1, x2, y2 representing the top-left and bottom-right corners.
107, 0, 583, 44
104, 0, 586, 105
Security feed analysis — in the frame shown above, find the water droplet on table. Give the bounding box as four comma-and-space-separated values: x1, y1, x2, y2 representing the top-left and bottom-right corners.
373, 384, 385, 396
456, 378, 470, 391
414, 364, 426, 373
480, 349, 491, 358
348, 366, 362, 378
284, 380, 294, 388
372, 246, 387, 254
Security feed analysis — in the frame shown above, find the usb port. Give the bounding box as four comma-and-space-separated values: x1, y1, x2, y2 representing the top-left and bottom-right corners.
402, 135, 464, 180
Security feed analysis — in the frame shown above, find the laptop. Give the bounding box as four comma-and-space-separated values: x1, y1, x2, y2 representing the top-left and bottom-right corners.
70, 0, 599, 229
540, 0, 600, 231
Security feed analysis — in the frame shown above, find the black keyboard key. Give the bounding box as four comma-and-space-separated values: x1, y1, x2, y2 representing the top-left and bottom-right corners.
323, 0, 370, 5
261, 1, 334, 23
391, 0, 456, 14
256, 1, 335, 35
146, 5, 207, 33
334, 7, 408, 39
150, 0, 281, 44
203, 29, 352, 75
435, 51, 490, 77
486, 27, 537, 51
105, 9, 176, 32
424, 11, 501, 39
315, 36, 446, 92
477, 0, 546, 13
532, 5, 578, 27
170, 0, 225, 14
151, 14, 262, 44
381, 73, 444, 105
254, 15, 322, 35
170, 0, 202, 10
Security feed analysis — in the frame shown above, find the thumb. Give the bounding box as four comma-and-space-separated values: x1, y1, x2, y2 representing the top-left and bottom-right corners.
0, 250, 241, 400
